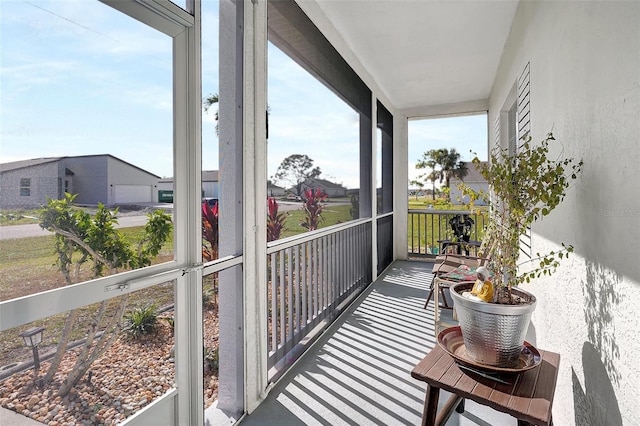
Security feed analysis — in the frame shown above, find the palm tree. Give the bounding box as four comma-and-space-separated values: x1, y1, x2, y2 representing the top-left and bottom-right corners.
416, 148, 469, 199
204, 93, 219, 135
440, 148, 468, 189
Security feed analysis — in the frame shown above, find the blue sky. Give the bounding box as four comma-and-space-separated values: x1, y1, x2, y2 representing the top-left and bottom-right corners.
1, 0, 486, 189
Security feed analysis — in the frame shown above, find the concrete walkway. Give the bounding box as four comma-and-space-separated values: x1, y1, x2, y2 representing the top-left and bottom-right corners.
0, 407, 45, 425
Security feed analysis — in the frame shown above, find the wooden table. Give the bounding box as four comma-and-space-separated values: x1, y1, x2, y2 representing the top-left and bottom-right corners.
411, 345, 560, 426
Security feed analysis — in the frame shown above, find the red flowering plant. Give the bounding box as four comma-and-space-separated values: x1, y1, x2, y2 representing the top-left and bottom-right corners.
202, 200, 219, 261
300, 188, 328, 231
267, 197, 288, 242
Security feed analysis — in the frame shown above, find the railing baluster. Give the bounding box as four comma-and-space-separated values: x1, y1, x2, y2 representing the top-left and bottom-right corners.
270, 253, 276, 351
302, 242, 307, 327
287, 247, 293, 342
294, 245, 300, 334
307, 241, 312, 322
330, 233, 335, 305
322, 236, 327, 309
313, 239, 319, 317
279, 250, 285, 347
323, 236, 328, 310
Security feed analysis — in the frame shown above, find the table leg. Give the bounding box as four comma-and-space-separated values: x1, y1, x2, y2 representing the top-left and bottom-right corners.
435, 394, 463, 425
421, 384, 440, 426
433, 278, 440, 337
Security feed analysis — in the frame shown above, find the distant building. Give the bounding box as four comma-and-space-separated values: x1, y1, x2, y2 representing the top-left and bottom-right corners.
0, 155, 160, 209
156, 170, 219, 202
268, 181, 286, 197
299, 178, 347, 198
449, 161, 488, 206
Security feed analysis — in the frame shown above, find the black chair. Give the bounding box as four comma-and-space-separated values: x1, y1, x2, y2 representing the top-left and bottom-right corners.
439, 214, 477, 256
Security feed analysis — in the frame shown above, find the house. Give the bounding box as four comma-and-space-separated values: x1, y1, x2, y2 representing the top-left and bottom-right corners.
0, 155, 160, 208
449, 161, 488, 206
299, 178, 347, 197
1, 1, 638, 426
156, 170, 219, 202
267, 181, 286, 197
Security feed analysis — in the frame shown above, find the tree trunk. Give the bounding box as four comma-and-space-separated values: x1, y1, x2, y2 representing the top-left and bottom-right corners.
58, 296, 128, 397
41, 309, 79, 385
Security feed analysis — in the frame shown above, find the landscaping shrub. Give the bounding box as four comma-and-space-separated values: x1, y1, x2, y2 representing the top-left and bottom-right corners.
267, 197, 288, 242
123, 303, 159, 339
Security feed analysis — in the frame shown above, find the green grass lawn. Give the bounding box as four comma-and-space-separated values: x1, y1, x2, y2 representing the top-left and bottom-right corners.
279, 204, 354, 238
0, 227, 174, 302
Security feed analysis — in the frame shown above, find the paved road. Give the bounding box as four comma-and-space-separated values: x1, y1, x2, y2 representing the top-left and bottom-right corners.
0, 215, 151, 240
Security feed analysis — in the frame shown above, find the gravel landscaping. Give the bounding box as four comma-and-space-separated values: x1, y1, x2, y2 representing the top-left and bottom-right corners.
0, 306, 219, 425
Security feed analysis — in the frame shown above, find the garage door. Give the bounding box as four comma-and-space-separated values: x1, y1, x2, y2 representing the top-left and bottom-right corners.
114, 185, 152, 204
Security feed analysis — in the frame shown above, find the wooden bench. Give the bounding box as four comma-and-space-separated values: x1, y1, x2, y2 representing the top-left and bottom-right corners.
411, 345, 560, 426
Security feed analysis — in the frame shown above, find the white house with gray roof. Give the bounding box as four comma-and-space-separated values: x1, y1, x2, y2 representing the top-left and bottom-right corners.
0, 155, 160, 209
449, 161, 489, 206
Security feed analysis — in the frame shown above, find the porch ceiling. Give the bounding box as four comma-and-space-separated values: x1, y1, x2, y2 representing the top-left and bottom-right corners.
313, 0, 520, 114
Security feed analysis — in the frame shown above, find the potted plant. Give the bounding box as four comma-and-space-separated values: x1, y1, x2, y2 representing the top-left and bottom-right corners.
451, 132, 583, 367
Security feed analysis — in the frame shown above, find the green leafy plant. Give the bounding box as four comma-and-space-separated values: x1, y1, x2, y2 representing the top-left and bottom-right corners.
460, 132, 583, 302
123, 303, 159, 338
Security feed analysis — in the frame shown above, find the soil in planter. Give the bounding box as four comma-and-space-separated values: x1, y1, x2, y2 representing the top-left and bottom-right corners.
495, 286, 531, 305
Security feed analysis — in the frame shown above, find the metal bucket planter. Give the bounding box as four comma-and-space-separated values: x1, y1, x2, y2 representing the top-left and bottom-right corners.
450, 282, 536, 367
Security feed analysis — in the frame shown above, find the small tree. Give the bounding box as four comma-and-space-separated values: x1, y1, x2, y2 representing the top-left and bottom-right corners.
460, 133, 583, 302
300, 188, 328, 231
272, 154, 321, 197
39, 194, 172, 396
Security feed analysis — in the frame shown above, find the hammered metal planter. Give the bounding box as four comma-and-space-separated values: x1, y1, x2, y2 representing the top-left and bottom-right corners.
450, 282, 536, 367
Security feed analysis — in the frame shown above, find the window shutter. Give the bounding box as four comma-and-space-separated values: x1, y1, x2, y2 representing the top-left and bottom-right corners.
517, 62, 532, 258
517, 62, 531, 148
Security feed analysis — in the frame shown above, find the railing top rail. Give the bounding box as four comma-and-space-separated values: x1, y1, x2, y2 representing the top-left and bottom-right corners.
267, 218, 371, 254
408, 208, 484, 215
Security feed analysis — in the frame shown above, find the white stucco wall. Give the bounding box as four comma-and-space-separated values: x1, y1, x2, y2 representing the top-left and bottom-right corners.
490, 2, 640, 425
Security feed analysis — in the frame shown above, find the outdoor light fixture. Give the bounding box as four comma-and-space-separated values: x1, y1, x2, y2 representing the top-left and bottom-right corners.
19, 327, 45, 384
